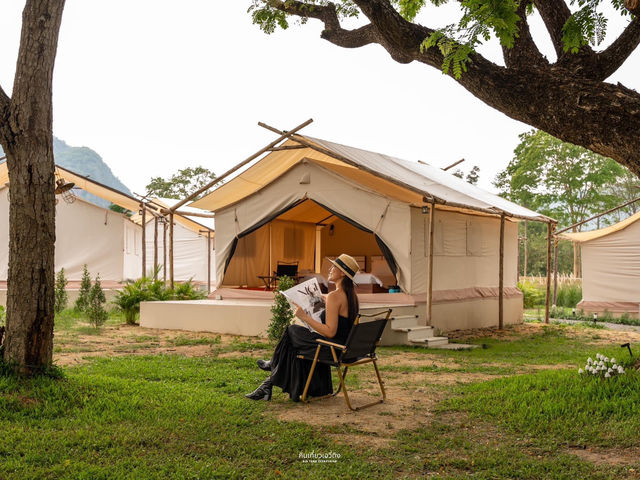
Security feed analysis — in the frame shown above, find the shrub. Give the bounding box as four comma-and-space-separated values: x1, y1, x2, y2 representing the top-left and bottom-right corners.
517, 280, 544, 308
171, 279, 206, 300
54, 268, 68, 314
555, 283, 582, 308
113, 277, 204, 325
75, 264, 92, 312
267, 276, 295, 342
87, 275, 108, 328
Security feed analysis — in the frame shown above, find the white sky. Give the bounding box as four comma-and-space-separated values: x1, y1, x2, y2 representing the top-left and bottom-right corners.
0, 1, 638, 195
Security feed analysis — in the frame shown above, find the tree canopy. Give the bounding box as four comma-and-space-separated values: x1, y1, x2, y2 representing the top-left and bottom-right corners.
145, 166, 217, 200
494, 129, 628, 228
250, 0, 640, 175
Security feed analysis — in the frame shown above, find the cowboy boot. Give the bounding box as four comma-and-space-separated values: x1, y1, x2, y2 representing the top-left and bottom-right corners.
257, 359, 272, 371
245, 377, 273, 401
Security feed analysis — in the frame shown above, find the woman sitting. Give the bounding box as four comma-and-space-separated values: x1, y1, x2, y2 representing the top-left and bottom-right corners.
246, 254, 360, 401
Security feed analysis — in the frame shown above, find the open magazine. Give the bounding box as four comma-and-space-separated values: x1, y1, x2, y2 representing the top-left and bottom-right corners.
280, 278, 326, 334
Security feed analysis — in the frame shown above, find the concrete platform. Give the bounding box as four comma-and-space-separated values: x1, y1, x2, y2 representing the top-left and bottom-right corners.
140, 289, 419, 341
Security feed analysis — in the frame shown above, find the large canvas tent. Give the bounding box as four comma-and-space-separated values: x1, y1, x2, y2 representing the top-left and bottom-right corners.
0, 186, 143, 282
190, 129, 551, 331
0, 162, 215, 285
560, 211, 640, 317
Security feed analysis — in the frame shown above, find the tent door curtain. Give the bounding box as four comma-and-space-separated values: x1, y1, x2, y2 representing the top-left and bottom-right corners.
222, 198, 398, 288
311, 199, 398, 278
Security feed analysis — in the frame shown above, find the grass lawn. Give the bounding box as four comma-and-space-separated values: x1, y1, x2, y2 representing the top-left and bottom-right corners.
1, 311, 640, 479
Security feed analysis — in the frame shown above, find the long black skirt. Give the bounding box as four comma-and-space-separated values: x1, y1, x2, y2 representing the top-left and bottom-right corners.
269, 325, 334, 401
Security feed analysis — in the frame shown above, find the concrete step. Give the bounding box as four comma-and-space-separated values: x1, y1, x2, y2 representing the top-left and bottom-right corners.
405, 326, 436, 341
409, 336, 449, 347
389, 315, 420, 329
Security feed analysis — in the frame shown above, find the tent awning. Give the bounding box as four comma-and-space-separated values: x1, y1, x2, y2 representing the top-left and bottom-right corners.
190, 135, 550, 222
559, 210, 640, 243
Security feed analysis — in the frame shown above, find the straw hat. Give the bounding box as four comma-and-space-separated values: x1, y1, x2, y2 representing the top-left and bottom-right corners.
328, 254, 360, 281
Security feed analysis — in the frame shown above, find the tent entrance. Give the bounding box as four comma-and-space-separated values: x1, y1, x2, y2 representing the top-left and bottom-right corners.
222, 199, 396, 289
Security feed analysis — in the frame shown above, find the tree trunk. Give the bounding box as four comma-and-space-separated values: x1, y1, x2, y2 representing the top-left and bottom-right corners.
0, 0, 65, 374
2, 142, 56, 373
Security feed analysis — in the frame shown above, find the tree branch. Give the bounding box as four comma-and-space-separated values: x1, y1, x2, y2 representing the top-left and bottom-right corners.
533, 0, 579, 58
0, 84, 9, 109
502, 1, 548, 69
586, 18, 640, 80
267, 0, 377, 49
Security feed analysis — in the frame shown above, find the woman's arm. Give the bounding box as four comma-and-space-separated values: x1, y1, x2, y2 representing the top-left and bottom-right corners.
295, 292, 342, 339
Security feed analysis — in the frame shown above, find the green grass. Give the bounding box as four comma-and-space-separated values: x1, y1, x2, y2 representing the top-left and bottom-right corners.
2, 320, 639, 478
0, 356, 390, 479
167, 335, 222, 347
443, 368, 640, 448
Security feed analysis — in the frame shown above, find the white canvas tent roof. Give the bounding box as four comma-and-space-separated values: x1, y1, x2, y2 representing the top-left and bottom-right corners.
190, 135, 551, 222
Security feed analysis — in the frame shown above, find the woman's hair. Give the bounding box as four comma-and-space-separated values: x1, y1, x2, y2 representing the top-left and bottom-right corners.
341, 276, 359, 321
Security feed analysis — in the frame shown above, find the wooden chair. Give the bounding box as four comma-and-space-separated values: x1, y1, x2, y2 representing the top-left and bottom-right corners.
298, 309, 392, 411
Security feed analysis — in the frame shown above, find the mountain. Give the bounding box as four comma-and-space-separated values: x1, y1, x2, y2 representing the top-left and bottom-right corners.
0, 137, 132, 209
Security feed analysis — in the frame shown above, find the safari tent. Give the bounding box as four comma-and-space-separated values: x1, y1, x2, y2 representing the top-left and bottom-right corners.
190, 128, 551, 331
560, 211, 640, 318
0, 163, 145, 282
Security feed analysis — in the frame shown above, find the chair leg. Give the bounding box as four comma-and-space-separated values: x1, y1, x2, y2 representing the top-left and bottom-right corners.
332, 366, 348, 397
337, 359, 386, 411
300, 345, 321, 403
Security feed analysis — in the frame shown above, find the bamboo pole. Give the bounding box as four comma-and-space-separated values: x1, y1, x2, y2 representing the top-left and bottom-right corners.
163, 219, 167, 283
545, 222, 554, 324
523, 220, 528, 277
426, 201, 435, 325
555, 195, 640, 235
552, 239, 559, 306
169, 118, 314, 213
499, 213, 505, 330
153, 216, 159, 276
141, 204, 146, 278
169, 212, 174, 289
207, 230, 211, 294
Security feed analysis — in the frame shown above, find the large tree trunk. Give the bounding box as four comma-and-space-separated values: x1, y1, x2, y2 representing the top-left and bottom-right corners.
2, 141, 56, 373
0, 0, 65, 374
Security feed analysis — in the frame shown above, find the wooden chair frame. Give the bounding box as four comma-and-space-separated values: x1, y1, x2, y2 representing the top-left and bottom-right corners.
298, 309, 392, 411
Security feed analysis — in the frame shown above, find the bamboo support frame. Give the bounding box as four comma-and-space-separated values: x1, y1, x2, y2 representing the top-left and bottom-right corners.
141, 204, 146, 278
207, 230, 212, 293
555, 195, 640, 235
545, 222, 555, 324
499, 213, 505, 329
153, 216, 159, 275
427, 201, 435, 325
169, 212, 174, 289
163, 219, 167, 283
553, 238, 559, 306
169, 118, 313, 214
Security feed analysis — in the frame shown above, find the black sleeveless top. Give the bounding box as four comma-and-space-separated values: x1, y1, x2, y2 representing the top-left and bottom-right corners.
320, 311, 354, 345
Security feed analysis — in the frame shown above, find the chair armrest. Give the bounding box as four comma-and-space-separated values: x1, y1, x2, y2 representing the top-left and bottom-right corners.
316, 338, 347, 350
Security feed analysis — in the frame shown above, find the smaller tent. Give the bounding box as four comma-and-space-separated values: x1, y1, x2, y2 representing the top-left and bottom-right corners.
131, 198, 215, 285
560, 211, 640, 317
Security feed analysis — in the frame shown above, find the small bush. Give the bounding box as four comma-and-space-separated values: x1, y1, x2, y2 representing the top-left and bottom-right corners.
113, 277, 204, 325
555, 283, 582, 308
267, 276, 295, 342
87, 275, 108, 328
172, 279, 206, 300
75, 264, 92, 312
518, 280, 544, 308
54, 268, 68, 314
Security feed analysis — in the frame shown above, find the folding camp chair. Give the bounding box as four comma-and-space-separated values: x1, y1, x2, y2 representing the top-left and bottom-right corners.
298, 309, 392, 411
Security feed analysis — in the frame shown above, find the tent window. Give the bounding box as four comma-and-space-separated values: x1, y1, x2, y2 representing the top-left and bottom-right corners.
134, 231, 139, 255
